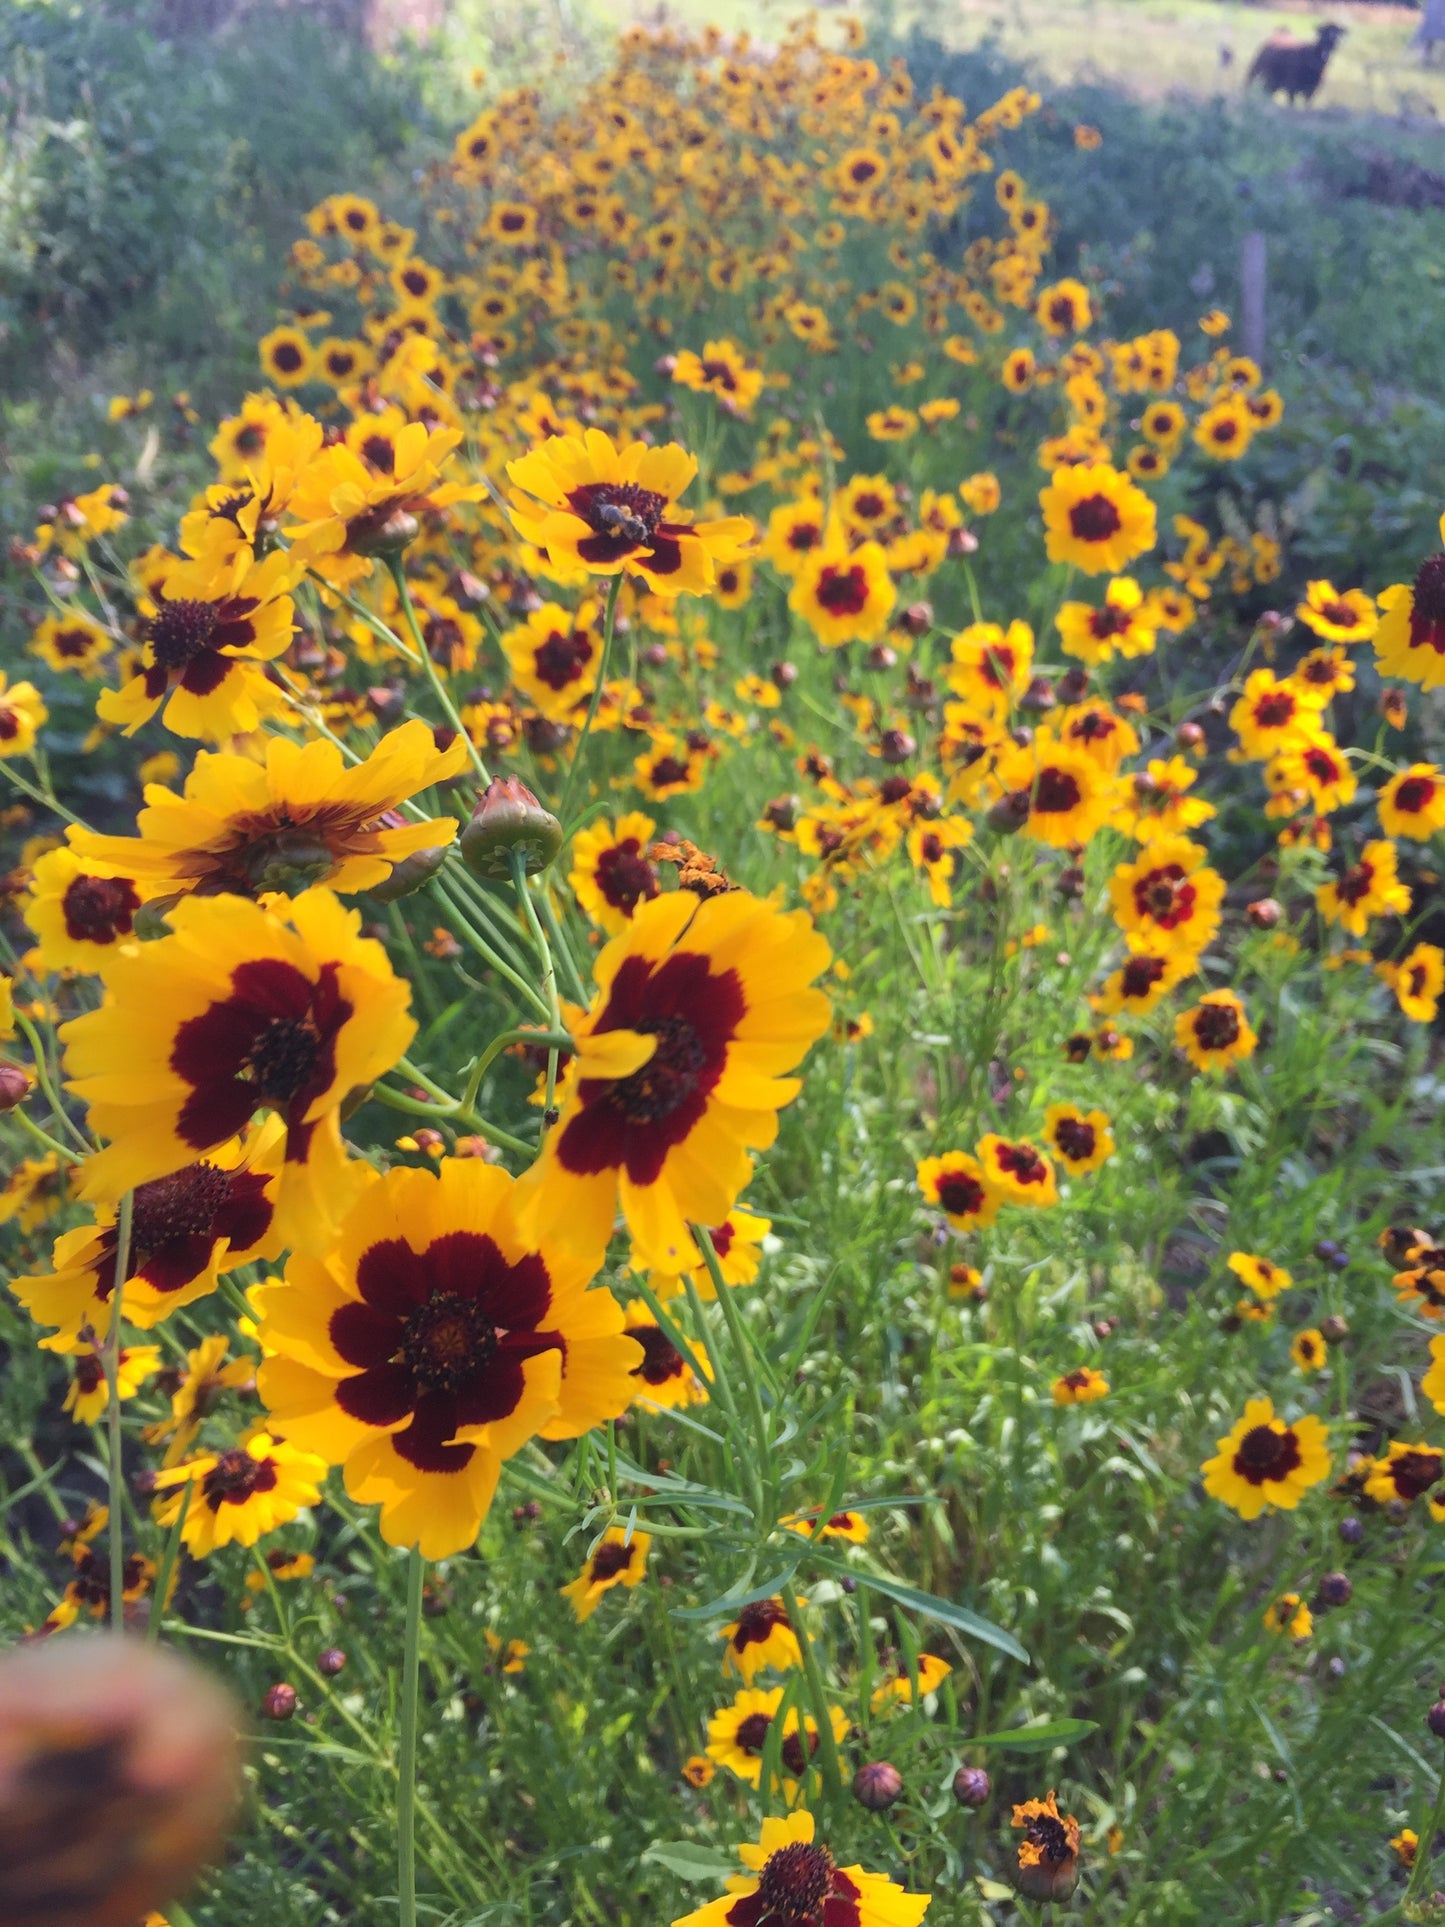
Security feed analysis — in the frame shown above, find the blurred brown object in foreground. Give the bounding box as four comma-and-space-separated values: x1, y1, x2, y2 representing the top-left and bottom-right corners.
0, 1635, 242, 1927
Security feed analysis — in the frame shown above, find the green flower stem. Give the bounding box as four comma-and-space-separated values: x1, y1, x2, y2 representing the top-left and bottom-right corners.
461, 1026, 572, 1120
306, 571, 419, 664
15, 1010, 92, 1152
398, 1546, 427, 1927
559, 572, 622, 831
431, 873, 552, 1017
0, 758, 90, 829
12, 1107, 85, 1163
1402, 1761, 1445, 1914
780, 1574, 844, 1804
508, 847, 562, 1115
148, 1476, 193, 1644
696, 1224, 775, 1521
388, 558, 491, 785
104, 1190, 133, 1632
534, 883, 589, 1005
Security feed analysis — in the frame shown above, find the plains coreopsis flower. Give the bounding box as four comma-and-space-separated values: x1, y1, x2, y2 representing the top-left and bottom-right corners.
561, 1526, 652, 1621
1011, 1793, 1081, 1900
788, 516, 896, 648
1174, 988, 1257, 1072
1056, 576, 1157, 664
990, 729, 1115, 847
978, 1134, 1058, 1208
720, 1598, 804, 1683
24, 847, 143, 974
13, 1126, 281, 1341
0, 673, 49, 758
68, 723, 465, 904
97, 549, 299, 742
1201, 1396, 1330, 1518
673, 339, 765, 415
1039, 462, 1156, 574
568, 812, 660, 934
517, 889, 830, 1273
672, 1810, 930, 1927
916, 1151, 999, 1230
61, 889, 414, 1254
1052, 1366, 1109, 1405
1227, 1250, 1291, 1300
1043, 1104, 1113, 1175
255, 1161, 640, 1559
1109, 836, 1224, 957
1377, 764, 1445, 841
619, 1298, 710, 1410
1374, 529, 1445, 689
152, 1432, 327, 1557
870, 1653, 952, 1709
1379, 942, 1445, 1023
706, 1688, 848, 1790
507, 430, 751, 597
285, 420, 487, 587
501, 600, 602, 719
1295, 579, 1377, 644
1363, 1442, 1444, 1506
1315, 839, 1411, 936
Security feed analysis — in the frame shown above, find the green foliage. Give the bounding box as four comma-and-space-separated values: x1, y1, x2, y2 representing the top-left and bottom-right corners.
0, 0, 433, 395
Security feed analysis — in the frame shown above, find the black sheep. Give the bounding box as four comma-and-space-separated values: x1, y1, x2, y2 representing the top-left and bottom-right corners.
1247, 23, 1346, 103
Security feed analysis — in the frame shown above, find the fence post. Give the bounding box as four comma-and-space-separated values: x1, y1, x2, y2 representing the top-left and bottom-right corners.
1241, 230, 1267, 367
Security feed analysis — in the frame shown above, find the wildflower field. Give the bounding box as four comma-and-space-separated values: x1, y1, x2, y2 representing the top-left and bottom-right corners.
4, 8, 1445, 1925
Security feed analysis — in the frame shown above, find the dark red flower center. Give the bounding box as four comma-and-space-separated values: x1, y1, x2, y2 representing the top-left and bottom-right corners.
1193, 1001, 1241, 1051
995, 1142, 1049, 1186
270, 340, 305, 374
591, 1541, 635, 1582
647, 756, 691, 789
203, 1447, 279, 1511
1053, 1118, 1096, 1162
532, 627, 595, 690
1025, 1815, 1073, 1864
1393, 775, 1435, 815
1138, 866, 1195, 927
62, 874, 139, 946
786, 521, 821, 553
814, 564, 870, 617
1120, 955, 1168, 999
146, 598, 222, 669
595, 840, 658, 915
1387, 1449, 1443, 1500
329, 1230, 560, 1472
702, 358, 738, 389
171, 958, 350, 1155
756, 1841, 835, 1921
732, 1599, 789, 1649
1410, 555, 1445, 646
1092, 604, 1133, 638
558, 949, 746, 1187
1035, 767, 1083, 813
626, 1321, 685, 1386
1233, 1423, 1301, 1484
938, 1171, 986, 1217
1336, 860, 1374, 904
1253, 693, 1296, 728
1068, 494, 1122, 543
132, 1161, 233, 1248
360, 434, 396, 474
401, 1292, 499, 1394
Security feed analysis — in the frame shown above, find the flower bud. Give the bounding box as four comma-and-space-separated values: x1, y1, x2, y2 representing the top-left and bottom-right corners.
762, 794, 800, 833
1056, 665, 1090, 703
317, 1649, 347, 1678
1056, 865, 1086, 900
1246, 897, 1281, 929
771, 661, 798, 689
867, 644, 898, 672
947, 525, 979, 556
853, 1762, 904, 1811
1176, 721, 1205, 751
1019, 675, 1056, 713
262, 1683, 298, 1721
988, 790, 1032, 836
1338, 1516, 1363, 1545
348, 507, 419, 558
459, 777, 563, 880
1315, 1572, 1352, 1609
1427, 1698, 1445, 1741
643, 641, 670, 668
879, 728, 915, 765
1319, 1314, 1349, 1342
952, 1765, 990, 1807
0, 1063, 31, 1111
898, 601, 933, 637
